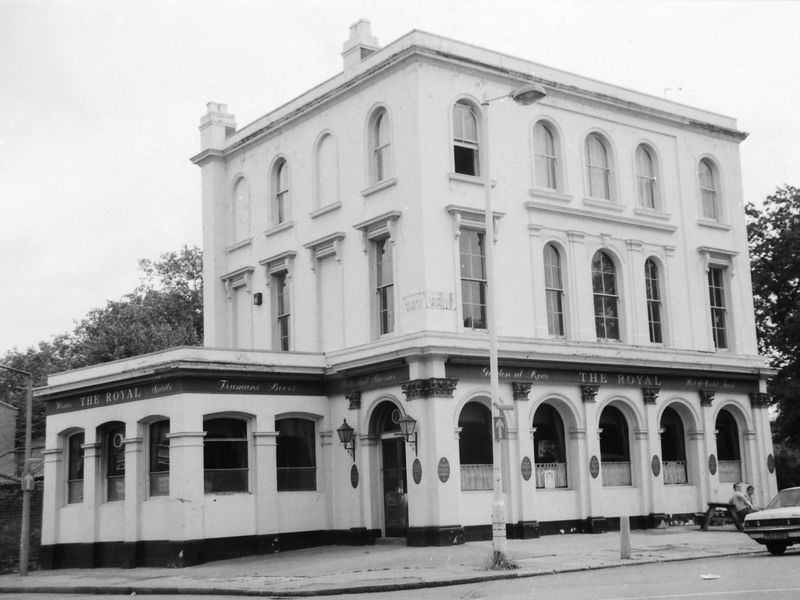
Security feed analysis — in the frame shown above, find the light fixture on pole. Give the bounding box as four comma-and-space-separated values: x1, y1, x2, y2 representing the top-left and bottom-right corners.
336, 419, 356, 462
0, 364, 33, 577
481, 81, 546, 558
398, 413, 418, 456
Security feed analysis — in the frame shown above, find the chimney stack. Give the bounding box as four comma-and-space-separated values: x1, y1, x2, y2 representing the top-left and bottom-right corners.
199, 102, 237, 151
341, 19, 379, 72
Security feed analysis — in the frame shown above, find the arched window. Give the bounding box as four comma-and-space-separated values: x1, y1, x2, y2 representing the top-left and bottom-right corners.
586, 133, 611, 199
635, 144, 657, 209
204, 417, 248, 493
533, 121, 558, 190
315, 134, 338, 208
273, 159, 290, 224
148, 420, 170, 497
645, 258, 663, 344
533, 404, 567, 488
101, 422, 126, 501
370, 109, 392, 183
699, 158, 720, 220
276, 418, 317, 491
592, 251, 620, 340
453, 101, 479, 176
715, 409, 741, 483
600, 406, 631, 486
660, 407, 687, 484
458, 401, 492, 490
66, 431, 85, 504
232, 177, 250, 242
544, 243, 565, 336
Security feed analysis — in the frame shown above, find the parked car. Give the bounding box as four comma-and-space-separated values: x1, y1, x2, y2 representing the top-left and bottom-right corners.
743, 486, 800, 555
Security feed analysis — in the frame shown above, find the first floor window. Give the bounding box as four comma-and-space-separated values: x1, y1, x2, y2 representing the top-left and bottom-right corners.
276, 418, 317, 491
592, 251, 620, 340
273, 271, 290, 351
148, 420, 170, 497
204, 418, 248, 493
103, 423, 126, 501
374, 237, 394, 335
708, 266, 728, 349
645, 258, 663, 343
67, 432, 84, 504
544, 243, 565, 336
460, 229, 486, 329
453, 101, 479, 176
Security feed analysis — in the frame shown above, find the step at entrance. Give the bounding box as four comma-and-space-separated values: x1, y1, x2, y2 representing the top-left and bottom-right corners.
375, 537, 406, 546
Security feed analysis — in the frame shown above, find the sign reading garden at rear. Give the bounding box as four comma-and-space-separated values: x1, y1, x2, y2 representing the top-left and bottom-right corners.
45, 375, 326, 415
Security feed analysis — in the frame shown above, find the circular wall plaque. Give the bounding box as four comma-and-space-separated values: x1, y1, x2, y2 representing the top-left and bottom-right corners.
589, 455, 600, 479
437, 457, 450, 483
651, 455, 661, 477
521, 456, 533, 481
767, 453, 776, 474
350, 464, 359, 489
708, 454, 717, 475
412, 458, 422, 484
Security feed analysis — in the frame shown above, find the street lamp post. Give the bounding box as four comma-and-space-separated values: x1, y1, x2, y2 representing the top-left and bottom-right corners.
0, 364, 34, 576
481, 82, 546, 559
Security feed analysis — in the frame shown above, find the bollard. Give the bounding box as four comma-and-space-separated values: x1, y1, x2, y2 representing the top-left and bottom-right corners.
620, 516, 631, 559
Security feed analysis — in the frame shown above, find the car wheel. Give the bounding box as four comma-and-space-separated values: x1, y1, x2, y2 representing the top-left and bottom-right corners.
766, 542, 787, 556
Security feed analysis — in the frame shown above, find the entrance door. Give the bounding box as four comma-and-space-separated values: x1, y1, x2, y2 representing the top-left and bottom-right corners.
382, 436, 408, 537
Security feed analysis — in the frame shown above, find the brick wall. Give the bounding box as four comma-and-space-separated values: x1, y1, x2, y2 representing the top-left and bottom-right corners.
0, 481, 43, 573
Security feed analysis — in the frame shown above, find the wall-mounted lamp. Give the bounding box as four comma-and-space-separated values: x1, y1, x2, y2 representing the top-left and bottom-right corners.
398, 413, 418, 456
336, 419, 356, 462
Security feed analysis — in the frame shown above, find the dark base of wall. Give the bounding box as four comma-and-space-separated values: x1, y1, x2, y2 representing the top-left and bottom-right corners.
407, 525, 465, 546
40, 528, 382, 570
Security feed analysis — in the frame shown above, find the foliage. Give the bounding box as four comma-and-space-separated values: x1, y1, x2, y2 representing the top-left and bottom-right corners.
0, 246, 203, 466
746, 186, 800, 450
774, 443, 800, 490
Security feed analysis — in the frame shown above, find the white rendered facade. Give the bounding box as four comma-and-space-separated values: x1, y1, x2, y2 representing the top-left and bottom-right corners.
38, 21, 776, 568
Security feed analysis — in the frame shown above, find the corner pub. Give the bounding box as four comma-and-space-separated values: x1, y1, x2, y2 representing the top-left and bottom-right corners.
37, 21, 776, 568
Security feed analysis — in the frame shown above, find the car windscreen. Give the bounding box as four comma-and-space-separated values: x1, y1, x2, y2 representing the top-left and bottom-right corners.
766, 488, 800, 509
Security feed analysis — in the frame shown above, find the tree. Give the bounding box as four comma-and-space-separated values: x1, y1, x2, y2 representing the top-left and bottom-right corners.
746, 185, 800, 452
0, 246, 203, 473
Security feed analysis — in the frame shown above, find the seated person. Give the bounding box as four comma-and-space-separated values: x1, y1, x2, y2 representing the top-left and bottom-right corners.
729, 482, 755, 521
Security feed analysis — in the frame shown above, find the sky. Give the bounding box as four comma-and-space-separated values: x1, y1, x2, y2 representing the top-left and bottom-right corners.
1, 0, 798, 354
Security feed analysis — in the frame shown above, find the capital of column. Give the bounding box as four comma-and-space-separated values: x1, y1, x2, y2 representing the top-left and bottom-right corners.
581, 384, 600, 403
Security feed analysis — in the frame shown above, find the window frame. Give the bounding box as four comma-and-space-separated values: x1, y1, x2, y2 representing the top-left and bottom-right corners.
585, 133, 613, 200
452, 101, 480, 177
66, 431, 85, 505
698, 158, 721, 221
370, 108, 392, 184
148, 419, 170, 497
533, 120, 559, 191
276, 417, 318, 492
532, 403, 568, 489
101, 422, 126, 502
273, 158, 290, 225
203, 416, 250, 494
272, 270, 291, 351
592, 251, 621, 341
458, 401, 493, 491
373, 236, 395, 336
459, 228, 487, 330
543, 243, 566, 337
635, 144, 658, 210
707, 265, 729, 350
645, 257, 664, 344
599, 405, 633, 487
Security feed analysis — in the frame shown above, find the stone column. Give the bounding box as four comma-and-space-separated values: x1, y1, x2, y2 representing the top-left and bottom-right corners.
253, 430, 279, 551
81, 439, 101, 547
643, 387, 665, 525
581, 385, 604, 532
40, 448, 62, 549
165, 430, 206, 565
122, 434, 143, 567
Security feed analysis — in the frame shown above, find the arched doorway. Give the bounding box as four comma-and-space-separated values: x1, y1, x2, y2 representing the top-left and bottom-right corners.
371, 401, 408, 537
716, 408, 742, 483
660, 406, 687, 484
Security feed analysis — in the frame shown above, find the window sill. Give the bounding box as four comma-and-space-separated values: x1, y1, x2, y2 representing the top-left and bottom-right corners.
529, 188, 572, 203
226, 238, 253, 253
697, 218, 731, 231
204, 491, 251, 496
448, 172, 495, 187
361, 177, 397, 197
310, 202, 342, 219
634, 207, 671, 220
583, 197, 624, 211
535, 487, 571, 491
264, 221, 294, 238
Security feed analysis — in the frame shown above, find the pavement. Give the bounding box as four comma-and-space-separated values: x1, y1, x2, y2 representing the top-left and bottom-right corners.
0, 525, 769, 597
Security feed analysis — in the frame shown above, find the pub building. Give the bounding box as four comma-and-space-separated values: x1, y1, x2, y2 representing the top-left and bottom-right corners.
37, 21, 776, 568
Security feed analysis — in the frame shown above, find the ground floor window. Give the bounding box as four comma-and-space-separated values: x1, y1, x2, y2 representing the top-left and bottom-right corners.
102, 422, 126, 501
276, 418, 317, 491
458, 401, 493, 490
66, 432, 84, 504
148, 420, 170, 496
204, 417, 249, 493
716, 408, 742, 483
660, 407, 687, 484
533, 403, 568, 488
599, 406, 632, 486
